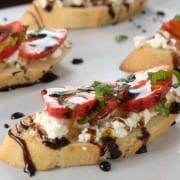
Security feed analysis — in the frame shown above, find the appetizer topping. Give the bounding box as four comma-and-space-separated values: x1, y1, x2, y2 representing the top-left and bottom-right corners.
134, 30, 177, 51
0, 21, 26, 61
121, 66, 172, 112
19, 29, 67, 61
34, 112, 68, 139
161, 15, 180, 40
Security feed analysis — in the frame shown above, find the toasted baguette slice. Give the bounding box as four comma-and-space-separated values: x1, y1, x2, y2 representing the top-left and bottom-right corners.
0, 113, 176, 170
22, 0, 145, 29
120, 47, 176, 72
0, 47, 69, 90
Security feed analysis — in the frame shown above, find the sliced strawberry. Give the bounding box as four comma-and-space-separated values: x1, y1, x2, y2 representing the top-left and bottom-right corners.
0, 21, 26, 61
42, 88, 96, 119
19, 29, 67, 61
71, 93, 96, 118
121, 66, 172, 112
0, 44, 19, 61
161, 19, 180, 39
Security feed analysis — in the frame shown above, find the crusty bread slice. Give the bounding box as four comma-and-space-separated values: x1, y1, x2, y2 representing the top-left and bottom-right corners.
0, 47, 69, 90
22, 0, 145, 29
120, 47, 176, 72
0, 113, 176, 170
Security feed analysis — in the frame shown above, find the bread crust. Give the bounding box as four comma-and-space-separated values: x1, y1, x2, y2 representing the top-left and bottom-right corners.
22, 0, 145, 29
0, 47, 69, 90
0, 113, 176, 170
120, 47, 176, 72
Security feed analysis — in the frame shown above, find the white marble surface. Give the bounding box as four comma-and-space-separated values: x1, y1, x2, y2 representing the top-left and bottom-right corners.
0, 0, 180, 179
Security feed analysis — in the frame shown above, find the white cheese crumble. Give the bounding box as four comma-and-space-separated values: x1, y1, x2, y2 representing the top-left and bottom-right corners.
78, 108, 158, 142
166, 87, 180, 104
134, 30, 177, 51
78, 128, 91, 143
34, 112, 68, 139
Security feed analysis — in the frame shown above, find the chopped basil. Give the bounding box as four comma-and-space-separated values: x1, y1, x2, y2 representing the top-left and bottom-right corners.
114, 35, 128, 43
172, 70, 180, 88
175, 14, 180, 21
77, 117, 89, 125
117, 74, 136, 83
92, 81, 116, 106
155, 99, 169, 117
148, 70, 170, 84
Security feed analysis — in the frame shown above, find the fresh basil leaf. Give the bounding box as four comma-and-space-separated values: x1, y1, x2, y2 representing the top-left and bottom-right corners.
114, 34, 128, 43
92, 81, 115, 106
148, 70, 170, 84
175, 14, 180, 21
155, 99, 169, 117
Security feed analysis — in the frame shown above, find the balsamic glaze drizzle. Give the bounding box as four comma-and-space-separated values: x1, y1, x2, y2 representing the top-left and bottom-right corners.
8, 130, 36, 177
11, 112, 25, 120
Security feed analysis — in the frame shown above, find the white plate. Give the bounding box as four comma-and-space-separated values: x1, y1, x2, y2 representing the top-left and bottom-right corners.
0, 0, 179, 179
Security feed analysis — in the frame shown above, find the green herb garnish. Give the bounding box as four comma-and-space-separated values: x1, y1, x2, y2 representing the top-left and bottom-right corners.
92, 81, 116, 106
175, 14, 180, 21
77, 117, 89, 125
117, 74, 136, 83
148, 70, 170, 84
114, 34, 128, 43
155, 99, 169, 117
172, 70, 180, 88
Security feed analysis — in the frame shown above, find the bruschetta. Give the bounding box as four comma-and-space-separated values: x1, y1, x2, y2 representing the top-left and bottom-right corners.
120, 16, 180, 72
22, 0, 146, 29
0, 21, 70, 91
0, 66, 179, 176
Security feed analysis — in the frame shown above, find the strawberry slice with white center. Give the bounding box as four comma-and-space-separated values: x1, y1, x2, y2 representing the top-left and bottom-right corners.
121, 66, 172, 112
19, 29, 67, 61
42, 87, 96, 119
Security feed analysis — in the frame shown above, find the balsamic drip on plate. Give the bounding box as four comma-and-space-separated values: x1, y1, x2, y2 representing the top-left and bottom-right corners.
11, 112, 25, 120
8, 130, 36, 177
99, 161, 111, 172
72, 58, 84, 65
4, 123, 9, 129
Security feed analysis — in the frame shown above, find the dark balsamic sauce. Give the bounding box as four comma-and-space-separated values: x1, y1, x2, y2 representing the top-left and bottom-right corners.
138, 126, 150, 144
169, 102, 180, 114
136, 145, 147, 154
4, 123, 9, 129
72, 58, 84, 65
0, 72, 58, 92
107, 4, 115, 19
43, 137, 70, 149
38, 71, 58, 83
171, 121, 176, 127
11, 112, 25, 120
99, 161, 111, 172
45, 0, 54, 12
8, 130, 36, 177
102, 137, 122, 159
156, 11, 165, 17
